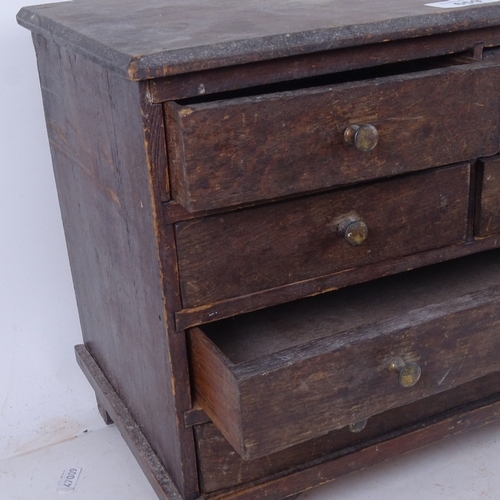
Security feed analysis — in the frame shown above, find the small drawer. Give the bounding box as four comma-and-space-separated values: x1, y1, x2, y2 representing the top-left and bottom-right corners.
176, 163, 470, 309
166, 61, 500, 212
188, 250, 500, 460
476, 156, 500, 236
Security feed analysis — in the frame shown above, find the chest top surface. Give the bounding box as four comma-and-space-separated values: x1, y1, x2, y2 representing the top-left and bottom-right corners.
17, 0, 500, 79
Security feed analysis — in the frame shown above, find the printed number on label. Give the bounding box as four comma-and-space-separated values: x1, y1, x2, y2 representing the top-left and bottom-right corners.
56, 467, 82, 492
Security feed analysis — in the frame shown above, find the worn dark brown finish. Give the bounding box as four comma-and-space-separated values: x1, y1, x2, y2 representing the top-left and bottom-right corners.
149, 28, 500, 101
17, 1, 500, 80
166, 62, 499, 212
205, 394, 500, 500
31, 34, 198, 499
20, 1, 500, 499
184, 403, 211, 428
176, 164, 470, 308
195, 372, 500, 493
477, 156, 500, 236
188, 250, 500, 459
175, 233, 500, 331
484, 45, 500, 62
141, 88, 171, 203
76, 345, 183, 500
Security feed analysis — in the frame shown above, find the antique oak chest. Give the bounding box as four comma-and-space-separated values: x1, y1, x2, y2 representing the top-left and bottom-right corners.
17, 1, 500, 498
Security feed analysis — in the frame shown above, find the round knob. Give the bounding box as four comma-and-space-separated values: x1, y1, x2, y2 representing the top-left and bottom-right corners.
344, 220, 368, 246
337, 215, 368, 246
344, 124, 379, 152
388, 357, 421, 388
348, 419, 368, 433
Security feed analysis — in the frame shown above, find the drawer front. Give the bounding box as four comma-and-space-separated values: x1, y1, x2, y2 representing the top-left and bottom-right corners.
195, 374, 500, 493
176, 163, 470, 309
477, 156, 500, 236
166, 62, 499, 212
188, 251, 500, 460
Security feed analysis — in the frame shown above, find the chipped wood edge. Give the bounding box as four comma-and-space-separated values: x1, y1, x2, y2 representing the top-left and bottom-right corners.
175, 234, 500, 331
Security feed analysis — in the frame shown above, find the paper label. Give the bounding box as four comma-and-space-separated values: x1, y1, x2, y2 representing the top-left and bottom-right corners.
426, 0, 500, 8
56, 467, 82, 492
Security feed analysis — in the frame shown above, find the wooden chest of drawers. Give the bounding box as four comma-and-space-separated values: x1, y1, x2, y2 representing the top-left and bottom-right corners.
18, 1, 500, 498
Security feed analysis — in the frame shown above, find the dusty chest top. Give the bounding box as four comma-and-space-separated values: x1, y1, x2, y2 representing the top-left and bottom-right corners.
17, 0, 500, 80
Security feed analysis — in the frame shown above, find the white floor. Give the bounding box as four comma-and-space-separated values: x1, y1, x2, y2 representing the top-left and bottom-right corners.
3, 418, 500, 500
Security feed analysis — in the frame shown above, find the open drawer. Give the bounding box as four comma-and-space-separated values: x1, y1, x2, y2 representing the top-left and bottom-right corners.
188, 250, 500, 460
166, 58, 500, 212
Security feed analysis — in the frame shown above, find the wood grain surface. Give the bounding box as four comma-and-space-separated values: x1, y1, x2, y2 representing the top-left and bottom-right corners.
150, 30, 500, 101
176, 164, 470, 308
166, 61, 499, 211
477, 155, 500, 236
19, 2, 500, 498
189, 250, 500, 459
195, 372, 500, 493
17, 0, 500, 79
33, 35, 199, 499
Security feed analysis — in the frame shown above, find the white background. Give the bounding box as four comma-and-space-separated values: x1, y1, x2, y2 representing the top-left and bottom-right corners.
0, 0, 105, 462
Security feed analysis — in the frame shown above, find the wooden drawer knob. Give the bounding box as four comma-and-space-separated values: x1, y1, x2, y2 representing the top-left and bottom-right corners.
348, 419, 368, 433
388, 357, 422, 388
337, 215, 368, 246
344, 124, 379, 152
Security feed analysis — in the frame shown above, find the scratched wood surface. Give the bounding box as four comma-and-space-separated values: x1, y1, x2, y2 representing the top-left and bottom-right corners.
19, 1, 500, 498
17, 0, 500, 79
166, 61, 499, 212
32, 34, 199, 499
176, 164, 470, 308
189, 249, 500, 459
149, 30, 500, 101
201, 393, 500, 499
195, 372, 500, 493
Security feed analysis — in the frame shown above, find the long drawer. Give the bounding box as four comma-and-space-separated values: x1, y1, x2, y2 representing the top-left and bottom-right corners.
195, 374, 500, 493
166, 60, 500, 212
188, 250, 500, 460
176, 163, 470, 308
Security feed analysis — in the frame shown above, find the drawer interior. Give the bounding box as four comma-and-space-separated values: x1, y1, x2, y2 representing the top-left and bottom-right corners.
178, 49, 490, 104
189, 249, 500, 459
